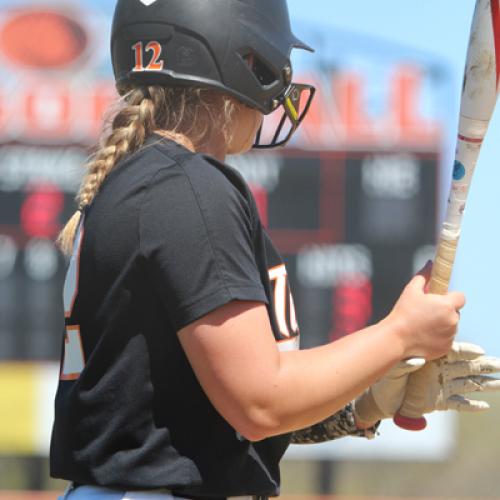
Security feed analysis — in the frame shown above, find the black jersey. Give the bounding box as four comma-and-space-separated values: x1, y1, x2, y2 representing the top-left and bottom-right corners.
50, 135, 300, 497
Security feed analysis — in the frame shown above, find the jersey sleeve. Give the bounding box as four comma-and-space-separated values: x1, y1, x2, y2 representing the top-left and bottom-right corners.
139, 159, 268, 331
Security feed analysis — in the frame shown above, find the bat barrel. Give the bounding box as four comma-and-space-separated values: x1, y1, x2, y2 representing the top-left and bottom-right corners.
394, 0, 500, 431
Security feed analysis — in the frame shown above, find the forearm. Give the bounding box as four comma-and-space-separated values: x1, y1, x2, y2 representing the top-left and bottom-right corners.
253, 321, 404, 438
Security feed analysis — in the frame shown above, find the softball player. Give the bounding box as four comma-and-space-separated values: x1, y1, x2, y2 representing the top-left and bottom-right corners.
50, 1, 500, 499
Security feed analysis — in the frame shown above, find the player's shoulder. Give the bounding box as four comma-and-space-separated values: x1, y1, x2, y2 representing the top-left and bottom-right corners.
138, 136, 260, 248
147, 135, 253, 208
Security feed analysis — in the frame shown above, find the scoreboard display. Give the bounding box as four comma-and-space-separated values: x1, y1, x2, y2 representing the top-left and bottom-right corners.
0, 145, 438, 360
232, 149, 437, 349
0, 145, 86, 360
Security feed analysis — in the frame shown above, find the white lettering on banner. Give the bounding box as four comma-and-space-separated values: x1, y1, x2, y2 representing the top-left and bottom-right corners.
362, 154, 421, 199
297, 244, 373, 288
24, 239, 58, 281
228, 154, 284, 192
0, 146, 85, 192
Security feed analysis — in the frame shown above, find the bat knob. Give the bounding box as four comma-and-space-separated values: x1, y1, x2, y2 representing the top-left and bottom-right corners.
393, 412, 427, 431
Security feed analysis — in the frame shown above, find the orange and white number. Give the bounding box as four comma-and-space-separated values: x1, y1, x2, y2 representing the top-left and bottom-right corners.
132, 41, 165, 72
268, 264, 299, 351
60, 221, 85, 380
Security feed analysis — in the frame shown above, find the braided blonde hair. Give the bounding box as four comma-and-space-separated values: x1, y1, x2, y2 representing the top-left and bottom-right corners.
57, 85, 238, 256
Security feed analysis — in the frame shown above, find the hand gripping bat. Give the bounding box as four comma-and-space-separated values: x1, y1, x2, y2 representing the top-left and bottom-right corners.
393, 0, 500, 431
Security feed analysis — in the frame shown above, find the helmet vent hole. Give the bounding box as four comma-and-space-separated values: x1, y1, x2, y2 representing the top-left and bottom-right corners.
243, 52, 278, 87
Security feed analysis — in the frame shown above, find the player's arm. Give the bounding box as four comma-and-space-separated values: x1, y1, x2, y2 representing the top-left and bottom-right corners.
178, 275, 464, 442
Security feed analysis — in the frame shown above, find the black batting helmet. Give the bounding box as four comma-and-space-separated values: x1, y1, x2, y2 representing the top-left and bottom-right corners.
111, 0, 315, 148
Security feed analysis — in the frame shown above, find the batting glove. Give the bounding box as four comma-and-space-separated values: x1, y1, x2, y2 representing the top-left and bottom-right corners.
353, 357, 426, 426
397, 341, 500, 420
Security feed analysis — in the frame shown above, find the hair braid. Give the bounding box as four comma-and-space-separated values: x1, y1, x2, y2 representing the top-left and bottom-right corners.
57, 87, 155, 255
57, 85, 239, 256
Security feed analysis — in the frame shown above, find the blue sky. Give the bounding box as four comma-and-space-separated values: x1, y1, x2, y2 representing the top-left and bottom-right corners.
287, 0, 500, 354
288, 0, 475, 70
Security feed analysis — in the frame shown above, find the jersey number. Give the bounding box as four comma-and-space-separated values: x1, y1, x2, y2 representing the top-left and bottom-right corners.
269, 264, 298, 339
60, 222, 85, 380
132, 41, 164, 72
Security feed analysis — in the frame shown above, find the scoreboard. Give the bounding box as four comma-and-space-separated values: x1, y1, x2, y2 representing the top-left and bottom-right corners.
232, 149, 437, 349
0, 144, 86, 360
0, 145, 438, 360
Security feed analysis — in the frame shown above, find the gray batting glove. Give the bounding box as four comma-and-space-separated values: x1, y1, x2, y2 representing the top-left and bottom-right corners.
399, 341, 500, 418
353, 357, 426, 426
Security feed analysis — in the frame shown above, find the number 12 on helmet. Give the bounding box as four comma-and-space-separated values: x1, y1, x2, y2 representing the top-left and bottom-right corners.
132, 41, 165, 72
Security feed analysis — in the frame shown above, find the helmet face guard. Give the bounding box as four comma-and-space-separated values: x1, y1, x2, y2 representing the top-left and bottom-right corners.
253, 82, 316, 149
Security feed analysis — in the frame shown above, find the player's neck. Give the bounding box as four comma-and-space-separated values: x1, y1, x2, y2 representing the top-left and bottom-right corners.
154, 129, 227, 162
